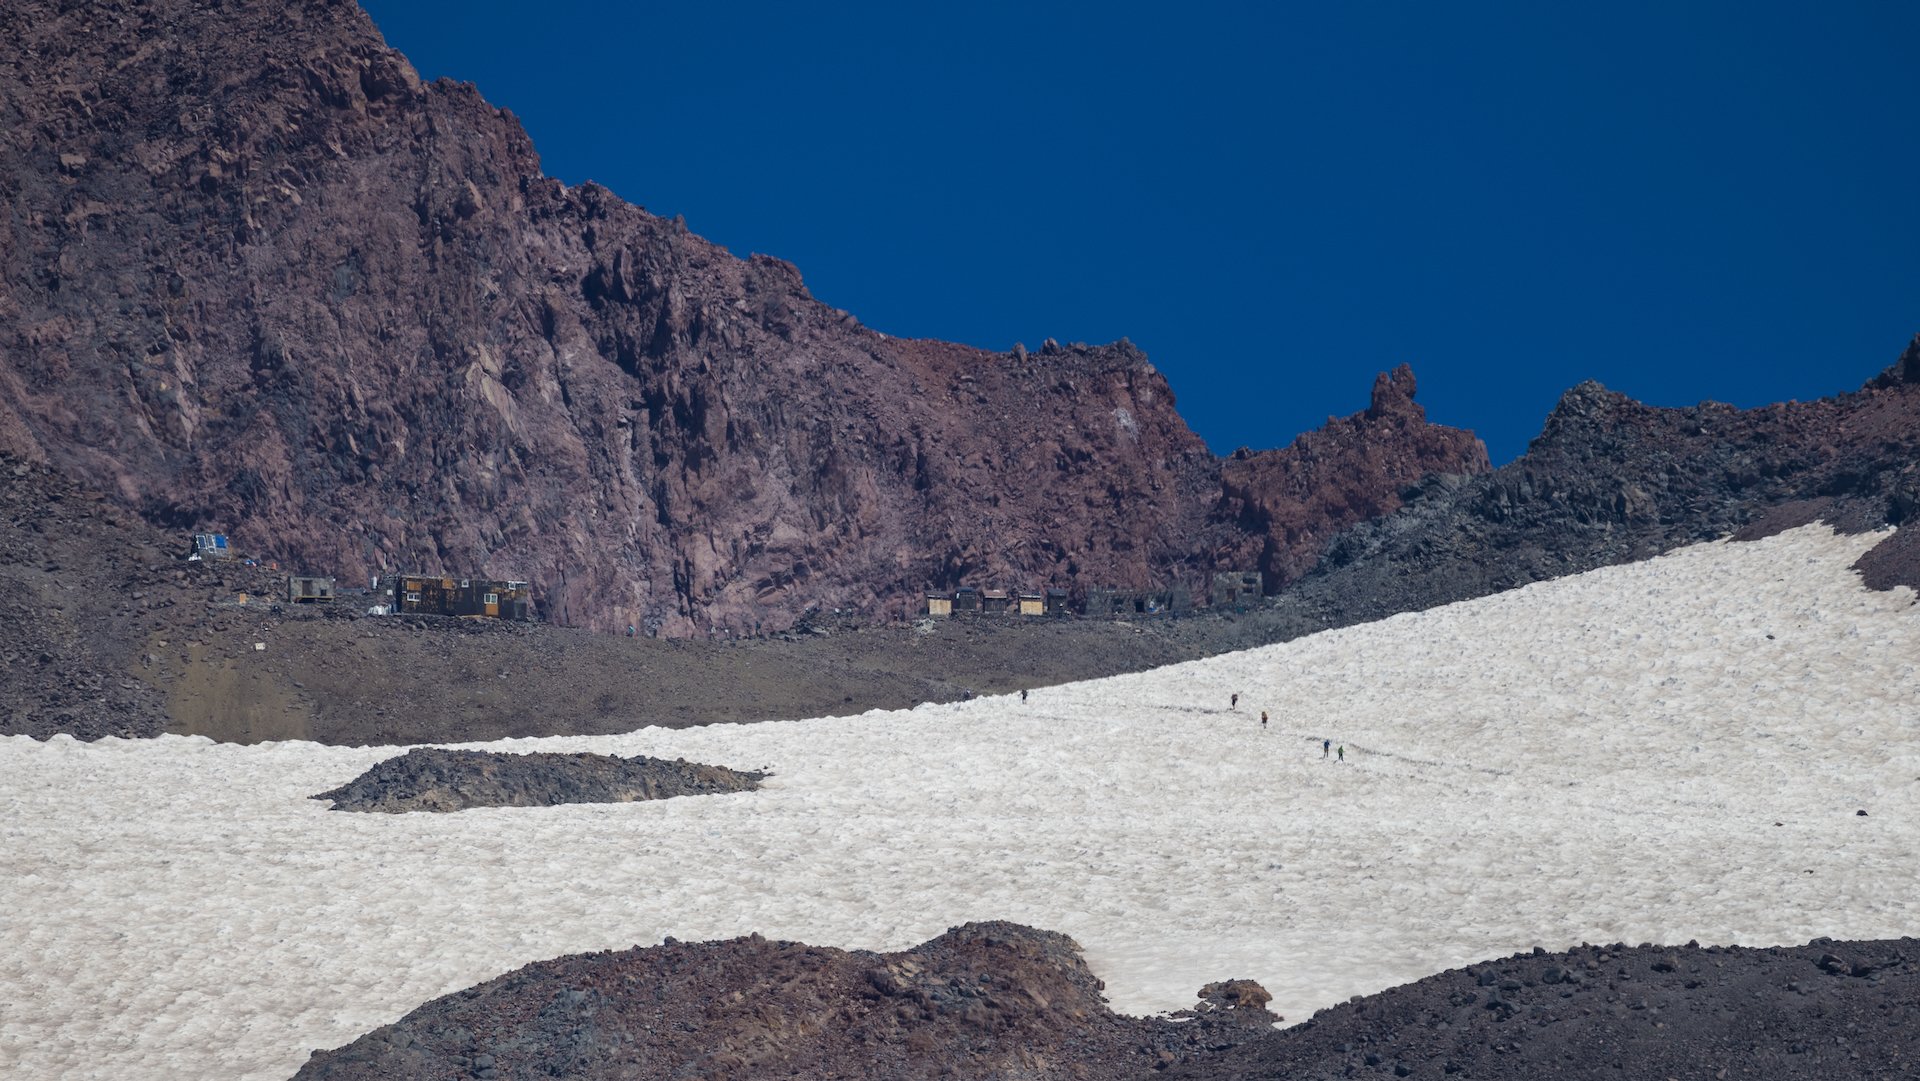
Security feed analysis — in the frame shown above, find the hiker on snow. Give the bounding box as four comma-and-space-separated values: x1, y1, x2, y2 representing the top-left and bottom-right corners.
1231, 693, 1239, 711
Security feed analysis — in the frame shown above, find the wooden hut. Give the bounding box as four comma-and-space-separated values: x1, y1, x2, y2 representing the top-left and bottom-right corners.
379, 575, 532, 620
286, 575, 335, 603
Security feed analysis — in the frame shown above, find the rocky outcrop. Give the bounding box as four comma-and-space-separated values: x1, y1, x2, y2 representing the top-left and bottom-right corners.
1210, 364, 1489, 587
1073, 340, 1920, 665
1248, 345, 1920, 638
1868, 333, 1920, 389
311, 748, 766, 812
293, 927, 1920, 1081
290, 922, 1276, 1081
1168, 937, 1920, 1081
0, 0, 1486, 635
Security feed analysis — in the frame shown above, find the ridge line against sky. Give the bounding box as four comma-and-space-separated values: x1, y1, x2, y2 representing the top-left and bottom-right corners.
358, 0, 1920, 463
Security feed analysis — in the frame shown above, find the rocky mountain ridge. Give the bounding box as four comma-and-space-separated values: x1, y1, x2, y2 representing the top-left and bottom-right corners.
5, 344, 1914, 744
1211, 363, 1486, 587
0, 0, 1486, 635
1296, 339, 1920, 615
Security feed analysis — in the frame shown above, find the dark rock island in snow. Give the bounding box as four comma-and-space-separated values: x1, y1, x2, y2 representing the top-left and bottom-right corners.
312, 747, 766, 813
290, 922, 1279, 1081
294, 929, 1920, 1081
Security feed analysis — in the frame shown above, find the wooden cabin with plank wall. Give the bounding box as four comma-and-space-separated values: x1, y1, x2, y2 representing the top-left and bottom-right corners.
379, 575, 532, 620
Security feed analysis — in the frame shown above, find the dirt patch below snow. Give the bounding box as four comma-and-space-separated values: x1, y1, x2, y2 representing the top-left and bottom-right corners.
1852, 527, 1920, 594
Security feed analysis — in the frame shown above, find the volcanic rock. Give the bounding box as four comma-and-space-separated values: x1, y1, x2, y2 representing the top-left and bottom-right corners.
0, 450, 1444, 745
1210, 363, 1489, 586
0, 457, 176, 739
290, 922, 1272, 1080
293, 928, 1920, 1081
1165, 937, 1920, 1081
310, 747, 766, 812
0, 0, 1487, 636
1248, 344, 1920, 641
1176, 979, 1283, 1025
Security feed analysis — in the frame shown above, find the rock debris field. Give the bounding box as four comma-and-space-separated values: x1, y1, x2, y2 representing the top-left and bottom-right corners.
2, 525, 1916, 1080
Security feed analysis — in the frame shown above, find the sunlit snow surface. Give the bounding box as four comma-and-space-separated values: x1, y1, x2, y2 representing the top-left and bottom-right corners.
4, 526, 1919, 1081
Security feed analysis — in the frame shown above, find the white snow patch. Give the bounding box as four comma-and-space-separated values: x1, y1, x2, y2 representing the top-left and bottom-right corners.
2, 525, 1916, 1080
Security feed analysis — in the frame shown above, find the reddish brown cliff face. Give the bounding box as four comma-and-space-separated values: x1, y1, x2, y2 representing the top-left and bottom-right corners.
1210, 365, 1491, 587
0, 0, 1487, 633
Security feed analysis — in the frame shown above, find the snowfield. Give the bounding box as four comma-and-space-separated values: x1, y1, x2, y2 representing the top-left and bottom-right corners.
3, 525, 1917, 1080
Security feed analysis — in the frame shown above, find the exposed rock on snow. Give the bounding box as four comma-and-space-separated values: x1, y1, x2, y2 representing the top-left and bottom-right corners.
1177, 979, 1282, 1025
296, 931, 1920, 1081
292, 922, 1279, 1081
311, 748, 765, 813
1852, 526, 1920, 595
1164, 937, 1920, 1081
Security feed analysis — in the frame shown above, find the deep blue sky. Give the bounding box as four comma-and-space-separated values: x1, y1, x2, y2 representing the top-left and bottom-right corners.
360, 1, 1919, 463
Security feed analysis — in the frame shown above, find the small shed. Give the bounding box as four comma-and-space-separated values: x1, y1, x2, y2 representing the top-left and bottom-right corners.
980, 588, 1011, 615
1212, 570, 1264, 608
287, 575, 336, 603
189, 533, 231, 560
926, 592, 953, 617
952, 586, 981, 613
1044, 588, 1071, 616
1016, 592, 1044, 616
